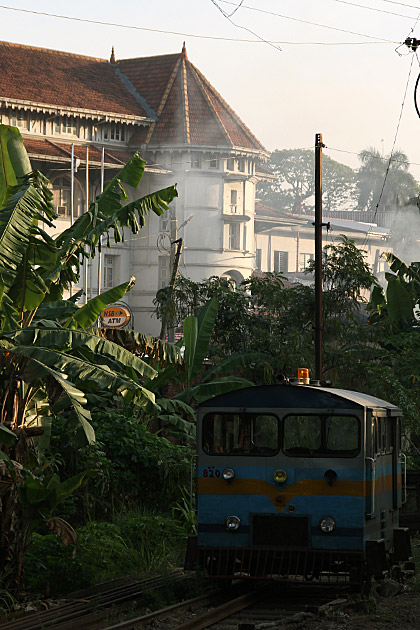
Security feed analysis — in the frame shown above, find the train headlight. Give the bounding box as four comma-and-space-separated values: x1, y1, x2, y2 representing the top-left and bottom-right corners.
319, 516, 336, 533
222, 467, 235, 481
225, 515, 241, 531
273, 469, 287, 484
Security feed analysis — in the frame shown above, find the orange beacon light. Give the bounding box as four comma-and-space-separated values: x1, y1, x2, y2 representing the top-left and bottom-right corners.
298, 368, 310, 384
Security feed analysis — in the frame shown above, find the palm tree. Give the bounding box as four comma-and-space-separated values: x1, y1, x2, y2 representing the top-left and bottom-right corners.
357, 147, 418, 212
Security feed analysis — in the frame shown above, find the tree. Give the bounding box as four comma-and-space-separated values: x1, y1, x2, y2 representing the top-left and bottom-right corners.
155, 237, 378, 382
0, 125, 179, 589
357, 148, 419, 212
257, 149, 356, 214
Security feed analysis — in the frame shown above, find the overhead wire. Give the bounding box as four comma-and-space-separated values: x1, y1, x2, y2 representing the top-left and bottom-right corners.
209, 0, 282, 52
0, 3, 400, 45
217, 0, 399, 42
329, 0, 418, 20
361, 50, 416, 247
379, 0, 420, 8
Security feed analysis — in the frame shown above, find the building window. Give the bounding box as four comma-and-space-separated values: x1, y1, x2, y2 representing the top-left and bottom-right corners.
228, 223, 240, 250
209, 156, 218, 169
158, 256, 170, 289
51, 176, 84, 218
230, 189, 238, 213
256, 249, 262, 271
191, 152, 202, 168
274, 250, 288, 273
55, 116, 77, 136
103, 124, 125, 142
227, 158, 235, 171
238, 158, 245, 172
299, 252, 314, 271
10, 110, 28, 130
160, 214, 170, 233
104, 255, 117, 289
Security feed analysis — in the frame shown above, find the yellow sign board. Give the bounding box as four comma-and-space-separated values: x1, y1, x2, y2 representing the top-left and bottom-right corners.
100, 305, 131, 328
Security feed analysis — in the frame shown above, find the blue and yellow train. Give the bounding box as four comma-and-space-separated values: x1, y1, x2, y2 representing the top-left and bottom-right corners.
185, 378, 412, 586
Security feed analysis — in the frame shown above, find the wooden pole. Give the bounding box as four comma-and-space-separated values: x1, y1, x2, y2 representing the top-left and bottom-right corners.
314, 133, 324, 382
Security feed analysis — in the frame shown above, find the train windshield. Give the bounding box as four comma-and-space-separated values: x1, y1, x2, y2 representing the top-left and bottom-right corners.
283, 414, 359, 457
202, 413, 279, 455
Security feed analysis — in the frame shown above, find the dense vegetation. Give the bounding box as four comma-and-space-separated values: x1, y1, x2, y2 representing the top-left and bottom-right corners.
258, 148, 419, 213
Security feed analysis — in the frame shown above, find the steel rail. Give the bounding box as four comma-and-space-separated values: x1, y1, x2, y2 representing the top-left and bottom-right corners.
174, 589, 265, 630
103, 592, 216, 630
0, 572, 195, 630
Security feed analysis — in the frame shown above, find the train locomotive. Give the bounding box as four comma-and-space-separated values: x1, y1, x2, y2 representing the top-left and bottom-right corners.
185, 377, 412, 587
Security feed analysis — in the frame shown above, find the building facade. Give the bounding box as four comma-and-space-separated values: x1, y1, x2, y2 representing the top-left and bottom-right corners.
0, 40, 271, 334
0, 41, 390, 334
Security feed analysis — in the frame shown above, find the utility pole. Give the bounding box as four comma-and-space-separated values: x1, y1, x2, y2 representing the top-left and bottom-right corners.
159, 235, 183, 342
314, 133, 325, 382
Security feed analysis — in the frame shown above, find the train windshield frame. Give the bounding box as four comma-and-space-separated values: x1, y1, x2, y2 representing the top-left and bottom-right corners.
202, 412, 280, 456
283, 413, 360, 457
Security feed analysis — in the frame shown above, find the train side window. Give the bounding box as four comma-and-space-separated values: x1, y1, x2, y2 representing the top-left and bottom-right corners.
370, 417, 378, 458
202, 412, 279, 456
386, 417, 393, 453
397, 418, 402, 454
379, 418, 386, 454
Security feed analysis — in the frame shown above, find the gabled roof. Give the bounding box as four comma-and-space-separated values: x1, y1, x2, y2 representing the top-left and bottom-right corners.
117, 46, 267, 154
0, 41, 266, 154
0, 41, 150, 122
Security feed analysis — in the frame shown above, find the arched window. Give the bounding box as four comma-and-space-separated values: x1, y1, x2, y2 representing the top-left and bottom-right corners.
51, 176, 84, 219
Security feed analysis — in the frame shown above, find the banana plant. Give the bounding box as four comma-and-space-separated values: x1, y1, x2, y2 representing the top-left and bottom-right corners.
0, 125, 179, 589
0, 125, 178, 441
368, 253, 420, 330
145, 298, 269, 441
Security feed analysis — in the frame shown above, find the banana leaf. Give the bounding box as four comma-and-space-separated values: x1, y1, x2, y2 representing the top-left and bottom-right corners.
3, 326, 158, 380
0, 125, 32, 205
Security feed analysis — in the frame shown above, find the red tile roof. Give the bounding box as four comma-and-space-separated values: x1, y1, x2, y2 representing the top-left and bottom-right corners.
117, 49, 267, 153
1, 41, 266, 154
0, 41, 149, 118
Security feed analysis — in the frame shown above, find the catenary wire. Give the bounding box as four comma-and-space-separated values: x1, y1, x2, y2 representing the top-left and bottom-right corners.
209, 0, 282, 52
379, 0, 420, 8
0, 4, 400, 45
361, 51, 416, 247
217, 1, 399, 41
328, 0, 419, 20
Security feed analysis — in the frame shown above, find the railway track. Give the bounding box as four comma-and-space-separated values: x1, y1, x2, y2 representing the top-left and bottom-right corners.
0, 576, 349, 630
0, 570, 205, 630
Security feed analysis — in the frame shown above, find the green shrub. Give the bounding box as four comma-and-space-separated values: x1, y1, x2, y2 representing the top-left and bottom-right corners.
24, 510, 190, 596
50, 407, 193, 522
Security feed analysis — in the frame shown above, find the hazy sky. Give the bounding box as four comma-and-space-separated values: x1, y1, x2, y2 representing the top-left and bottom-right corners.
2, 0, 420, 177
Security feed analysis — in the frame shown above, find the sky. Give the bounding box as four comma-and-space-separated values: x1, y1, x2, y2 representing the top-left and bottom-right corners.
2, 0, 420, 177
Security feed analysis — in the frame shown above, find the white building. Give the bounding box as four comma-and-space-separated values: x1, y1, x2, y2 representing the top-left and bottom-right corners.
0, 40, 390, 334
0, 41, 272, 334
255, 203, 390, 286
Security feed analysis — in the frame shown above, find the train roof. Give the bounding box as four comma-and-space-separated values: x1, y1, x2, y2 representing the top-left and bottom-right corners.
199, 384, 402, 415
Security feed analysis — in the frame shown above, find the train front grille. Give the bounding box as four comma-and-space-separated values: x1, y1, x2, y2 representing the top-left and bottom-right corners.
252, 514, 309, 548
